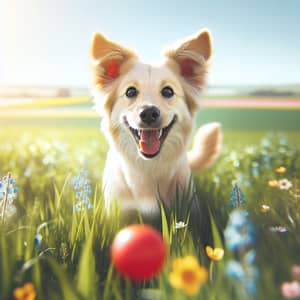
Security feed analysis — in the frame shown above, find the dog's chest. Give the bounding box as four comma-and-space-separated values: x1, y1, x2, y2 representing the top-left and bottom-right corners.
103, 149, 190, 207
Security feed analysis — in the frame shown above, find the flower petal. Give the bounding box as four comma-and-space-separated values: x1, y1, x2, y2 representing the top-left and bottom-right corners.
169, 272, 182, 289
182, 282, 200, 296
13, 287, 24, 299
206, 246, 213, 258
214, 248, 224, 260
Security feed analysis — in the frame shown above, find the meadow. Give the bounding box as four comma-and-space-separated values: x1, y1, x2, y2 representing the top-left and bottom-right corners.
0, 98, 300, 300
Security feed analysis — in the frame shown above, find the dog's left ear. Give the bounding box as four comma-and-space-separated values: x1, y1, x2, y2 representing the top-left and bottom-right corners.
165, 29, 212, 89
91, 33, 137, 89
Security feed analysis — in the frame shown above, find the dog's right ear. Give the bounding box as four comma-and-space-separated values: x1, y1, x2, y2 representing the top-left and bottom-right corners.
90, 33, 137, 89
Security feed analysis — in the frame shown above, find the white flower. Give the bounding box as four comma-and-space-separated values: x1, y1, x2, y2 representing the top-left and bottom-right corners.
278, 179, 293, 190
269, 226, 287, 233
175, 221, 187, 229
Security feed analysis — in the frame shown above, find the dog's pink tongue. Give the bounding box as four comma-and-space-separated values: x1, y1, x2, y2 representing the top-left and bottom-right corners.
139, 130, 160, 155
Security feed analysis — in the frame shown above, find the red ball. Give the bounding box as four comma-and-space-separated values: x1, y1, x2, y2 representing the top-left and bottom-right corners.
111, 224, 167, 281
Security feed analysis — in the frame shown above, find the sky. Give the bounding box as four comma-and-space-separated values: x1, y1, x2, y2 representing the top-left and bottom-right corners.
0, 0, 299, 87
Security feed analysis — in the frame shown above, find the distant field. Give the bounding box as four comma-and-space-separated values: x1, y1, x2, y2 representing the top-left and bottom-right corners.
1, 96, 300, 133
1, 108, 300, 132
197, 108, 300, 131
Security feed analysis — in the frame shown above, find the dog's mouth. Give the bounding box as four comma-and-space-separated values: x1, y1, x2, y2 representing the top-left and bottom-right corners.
124, 116, 177, 159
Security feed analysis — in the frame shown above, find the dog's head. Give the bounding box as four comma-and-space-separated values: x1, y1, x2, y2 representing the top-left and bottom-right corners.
91, 30, 212, 160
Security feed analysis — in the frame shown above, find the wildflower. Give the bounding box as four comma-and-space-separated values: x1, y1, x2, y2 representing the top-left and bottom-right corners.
225, 209, 258, 297
226, 255, 258, 296
226, 260, 245, 279
213, 176, 220, 184
251, 161, 260, 177
229, 184, 247, 208
205, 246, 224, 261
226, 251, 258, 294
291, 265, 300, 280
278, 179, 293, 190
71, 170, 93, 212
260, 205, 270, 213
268, 180, 279, 188
13, 282, 36, 300
245, 146, 255, 154
261, 138, 272, 148
244, 249, 256, 265
0, 172, 19, 221
276, 166, 286, 174
269, 226, 287, 233
175, 221, 187, 229
281, 281, 300, 299
262, 154, 272, 169
169, 256, 208, 296
34, 234, 43, 249
225, 209, 255, 252
279, 137, 288, 146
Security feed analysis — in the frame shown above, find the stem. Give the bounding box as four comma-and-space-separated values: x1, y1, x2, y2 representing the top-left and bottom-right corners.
209, 261, 214, 282
1, 172, 11, 224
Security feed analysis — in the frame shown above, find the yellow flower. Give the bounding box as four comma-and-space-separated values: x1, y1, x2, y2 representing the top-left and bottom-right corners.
268, 180, 279, 188
276, 166, 286, 174
13, 283, 36, 300
260, 204, 270, 213
205, 246, 224, 261
169, 256, 208, 296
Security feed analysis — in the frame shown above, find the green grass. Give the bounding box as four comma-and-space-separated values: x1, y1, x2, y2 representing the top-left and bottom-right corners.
1, 122, 300, 300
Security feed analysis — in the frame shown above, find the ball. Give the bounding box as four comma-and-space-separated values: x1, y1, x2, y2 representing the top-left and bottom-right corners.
111, 224, 167, 281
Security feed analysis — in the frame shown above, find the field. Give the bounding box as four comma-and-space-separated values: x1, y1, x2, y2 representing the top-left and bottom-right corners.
0, 95, 300, 300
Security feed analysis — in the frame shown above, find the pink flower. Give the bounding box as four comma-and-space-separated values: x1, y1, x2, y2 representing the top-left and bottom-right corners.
281, 281, 300, 299
292, 265, 300, 280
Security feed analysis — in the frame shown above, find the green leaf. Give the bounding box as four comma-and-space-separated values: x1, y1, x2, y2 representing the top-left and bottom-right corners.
160, 202, 170, 244
48, 258, 81, 300
76, 228, 97, 299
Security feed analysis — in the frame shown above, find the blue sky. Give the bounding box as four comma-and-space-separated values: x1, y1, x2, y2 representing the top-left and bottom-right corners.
0, 0, 299, 87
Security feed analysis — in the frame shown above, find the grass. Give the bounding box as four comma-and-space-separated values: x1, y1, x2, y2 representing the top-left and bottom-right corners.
1, 121, 300, 299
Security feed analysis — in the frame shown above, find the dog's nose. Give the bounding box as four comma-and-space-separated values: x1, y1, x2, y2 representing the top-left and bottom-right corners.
139, 106, 160, 125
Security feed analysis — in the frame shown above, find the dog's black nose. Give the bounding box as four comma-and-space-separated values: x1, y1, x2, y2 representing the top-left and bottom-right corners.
139, 106, 160, 126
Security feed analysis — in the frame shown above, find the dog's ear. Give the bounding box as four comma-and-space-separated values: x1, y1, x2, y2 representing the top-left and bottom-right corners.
165, 29, 212, 88
91, 33, 137, 88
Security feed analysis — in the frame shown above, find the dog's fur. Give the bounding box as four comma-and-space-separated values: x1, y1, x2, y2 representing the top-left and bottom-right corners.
90, 29, 222, 213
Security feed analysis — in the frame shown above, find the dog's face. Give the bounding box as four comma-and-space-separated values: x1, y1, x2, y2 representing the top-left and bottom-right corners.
91, 30, 212, 160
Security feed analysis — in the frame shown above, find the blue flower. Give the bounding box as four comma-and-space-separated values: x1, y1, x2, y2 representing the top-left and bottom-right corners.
225, 210, 255, 252
71, 170, 93, 212
229, 184, 247, 208
226, 256, 259, 296
225, 209, 258, 297
0, 173, 19, 220
34, 234, 43, 249
226, 260, 245, 279
229, 209, 249, 228
251, 162, 260, 177
244, 250, 256, 265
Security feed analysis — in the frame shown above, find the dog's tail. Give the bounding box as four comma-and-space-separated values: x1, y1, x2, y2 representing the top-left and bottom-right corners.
188, 122, 222, 173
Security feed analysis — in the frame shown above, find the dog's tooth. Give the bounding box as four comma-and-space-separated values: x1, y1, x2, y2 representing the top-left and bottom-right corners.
159, 129, 163, 138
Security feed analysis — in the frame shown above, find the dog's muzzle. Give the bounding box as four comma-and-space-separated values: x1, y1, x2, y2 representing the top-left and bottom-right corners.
124, 115, 177, 159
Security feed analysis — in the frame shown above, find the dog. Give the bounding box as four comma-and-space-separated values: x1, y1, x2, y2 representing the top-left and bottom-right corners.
90, 29, 222, 214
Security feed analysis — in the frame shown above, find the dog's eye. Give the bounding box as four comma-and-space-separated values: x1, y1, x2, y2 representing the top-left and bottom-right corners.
126, 86, 138, 98
161, 86, 174, 99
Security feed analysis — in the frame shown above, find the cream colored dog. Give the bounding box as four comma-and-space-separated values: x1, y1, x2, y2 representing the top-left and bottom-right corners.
90, 29, 222, 213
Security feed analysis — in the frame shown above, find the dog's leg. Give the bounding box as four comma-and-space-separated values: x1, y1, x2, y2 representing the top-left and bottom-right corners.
188, 122, 222, 173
